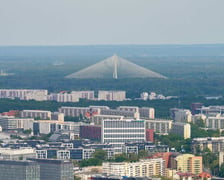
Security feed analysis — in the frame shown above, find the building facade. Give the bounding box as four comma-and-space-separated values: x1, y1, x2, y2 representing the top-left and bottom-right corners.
98, 91, 126, 101
102, 119, 146, 148
0, 160, 40, 180
170, 122, 191, 139
145, 119, 172, 135
103, 158, 165, 177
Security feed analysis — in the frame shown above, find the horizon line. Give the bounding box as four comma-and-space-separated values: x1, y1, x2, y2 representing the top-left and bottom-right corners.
1, 43, 224, 47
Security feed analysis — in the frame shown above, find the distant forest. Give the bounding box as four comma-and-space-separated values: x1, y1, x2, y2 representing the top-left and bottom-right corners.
0, 45, 224, 117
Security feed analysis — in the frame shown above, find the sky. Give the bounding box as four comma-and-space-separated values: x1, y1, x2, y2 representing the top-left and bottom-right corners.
0, 0, 224, 46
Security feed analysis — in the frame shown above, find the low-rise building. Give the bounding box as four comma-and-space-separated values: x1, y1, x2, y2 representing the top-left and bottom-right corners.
0, 147, 36, 160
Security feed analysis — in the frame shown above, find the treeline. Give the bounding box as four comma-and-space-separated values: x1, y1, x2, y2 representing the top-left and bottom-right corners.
1, 97, 224, 118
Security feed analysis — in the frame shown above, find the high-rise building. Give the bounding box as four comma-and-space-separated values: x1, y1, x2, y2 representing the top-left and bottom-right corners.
0, 160, 40, 180
29, 158, 73, 180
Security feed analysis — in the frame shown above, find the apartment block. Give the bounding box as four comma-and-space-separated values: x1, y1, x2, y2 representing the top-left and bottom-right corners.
170, 108, 192, 123
20, 110, 51, 120
139, 107, 155, 119
0, 89, 48, 101
47, 92, 79, 102
192, 137, 224, 153
175, 154, 202, 175
145, 119, 172, 135
100, 109, 140, 119
71, 90, 95, 100
90, 114, 123, 125
103, 158, 165, 177
58, 106, 100, 117
170, 122, 191, 139
205, 114, 224, 129
98, 90, 126, 101
0, 116, 34, 130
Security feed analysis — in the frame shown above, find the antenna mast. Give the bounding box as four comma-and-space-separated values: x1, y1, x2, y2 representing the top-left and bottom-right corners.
113, 55, 118, 79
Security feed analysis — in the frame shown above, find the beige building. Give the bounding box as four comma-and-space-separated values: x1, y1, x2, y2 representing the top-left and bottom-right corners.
98, 91, 126, 101
103, 158, 165, 177
170, 122, 191, 139
175, 154, 202, 175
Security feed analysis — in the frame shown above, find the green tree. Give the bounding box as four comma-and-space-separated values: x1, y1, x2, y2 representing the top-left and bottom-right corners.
219, 163, 224, 177
138, 150, 148, 159
114, 153, 129, 162
93, 149, 107, 160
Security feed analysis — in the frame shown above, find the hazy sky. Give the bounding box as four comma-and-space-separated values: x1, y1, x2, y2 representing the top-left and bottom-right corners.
0, 0, 224, 46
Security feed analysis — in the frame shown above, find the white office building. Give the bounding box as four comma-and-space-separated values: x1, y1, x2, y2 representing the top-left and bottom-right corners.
102, 119, 146, 148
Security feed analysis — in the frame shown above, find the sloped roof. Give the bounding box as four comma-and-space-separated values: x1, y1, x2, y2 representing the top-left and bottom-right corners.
65, 55, 167, 79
